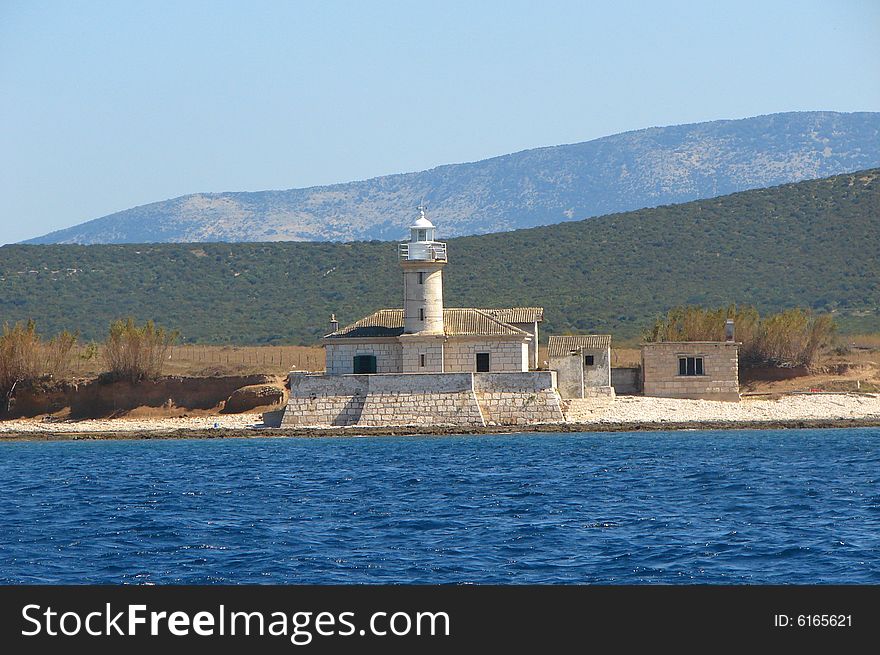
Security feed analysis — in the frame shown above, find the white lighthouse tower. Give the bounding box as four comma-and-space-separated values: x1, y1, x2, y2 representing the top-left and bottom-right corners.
399, 206, 447, 335
398, 206, 447, 372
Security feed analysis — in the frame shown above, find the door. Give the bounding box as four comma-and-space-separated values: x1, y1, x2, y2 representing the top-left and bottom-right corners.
475, 352, 490, 372
353, 354, 377, 374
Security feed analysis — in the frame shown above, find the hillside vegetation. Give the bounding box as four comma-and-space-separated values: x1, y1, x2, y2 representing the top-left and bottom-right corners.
2, 169, 878, 344
25, 111, 880, 244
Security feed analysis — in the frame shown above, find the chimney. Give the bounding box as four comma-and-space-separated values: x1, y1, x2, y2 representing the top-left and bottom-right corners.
725, 319, 735, 342
330, 313, 338, 333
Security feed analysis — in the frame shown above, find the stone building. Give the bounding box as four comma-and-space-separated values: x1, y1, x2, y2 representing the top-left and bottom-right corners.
322, 209, 543, 375
482, 308, 543, 370
641, 341, 740, 401
548, 335, 614, 399
280, 209, 564, 427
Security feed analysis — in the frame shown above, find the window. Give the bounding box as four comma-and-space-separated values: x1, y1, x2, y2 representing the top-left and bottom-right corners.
584, 355, 595, 366
418, 272, 424, 285
476, 352, 490, 372
417, 229, 427, 241
678, 356, 704, 376
419, 307, 425, 321
353, 354, 377, 374
420, 354, 426, 368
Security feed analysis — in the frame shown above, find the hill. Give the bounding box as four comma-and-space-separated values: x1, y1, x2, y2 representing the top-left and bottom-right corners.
24, 111, 880, 244
2, 169, 879, 344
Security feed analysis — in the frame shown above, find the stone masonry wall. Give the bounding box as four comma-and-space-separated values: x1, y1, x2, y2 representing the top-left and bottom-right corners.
473, 372, 565, 425
584, 347, 612, 387
282, 374, 369, 426
401, 340, 444, 373
548, 355, 583, 399
611, 367, 641, 395
325, 342, 402, 375
510, 321, 538, 370
281, 371, 562, 427
444, 339, 527, 372
550, 348, 612, 399
641, 342, 740, 401
357, 392, 484, 426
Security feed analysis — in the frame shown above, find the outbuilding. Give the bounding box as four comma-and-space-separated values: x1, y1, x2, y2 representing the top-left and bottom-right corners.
641, 341, 740, 401
548, 334, 613, 399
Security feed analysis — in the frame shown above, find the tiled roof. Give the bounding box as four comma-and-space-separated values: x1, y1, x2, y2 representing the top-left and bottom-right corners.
481, 307, 544, 323
325, 308, 530, 339
327, 309, 405, 338
444, 309, 529, 336
547, 335, 612, 357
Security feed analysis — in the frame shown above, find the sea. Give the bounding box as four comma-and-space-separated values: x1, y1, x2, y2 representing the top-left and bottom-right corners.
1, 428, 878, 584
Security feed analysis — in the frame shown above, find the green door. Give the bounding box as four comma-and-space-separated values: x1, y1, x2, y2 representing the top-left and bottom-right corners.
353, 354, 377, 374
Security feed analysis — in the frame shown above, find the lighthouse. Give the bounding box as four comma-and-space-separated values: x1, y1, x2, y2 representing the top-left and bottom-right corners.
315, 204, 541, 384
399, 206, 447, 335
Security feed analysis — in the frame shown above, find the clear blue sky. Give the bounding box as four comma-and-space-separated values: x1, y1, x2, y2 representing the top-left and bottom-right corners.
1, 0, 878, 244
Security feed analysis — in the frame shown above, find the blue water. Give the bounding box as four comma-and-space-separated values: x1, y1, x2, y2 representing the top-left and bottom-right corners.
1, 428, 878, 584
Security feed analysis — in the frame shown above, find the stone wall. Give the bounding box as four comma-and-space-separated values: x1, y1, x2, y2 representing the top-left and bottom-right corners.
473, 372, 565, 425
550, 347, 611, 399
611, 367, 641, 395
444, 339, 528, 372
584, 347, 612, 387
641, 342, 740, 401
282, 373, 369, 425
281, 371, 563, 427
358, 372, 483, 426
400, 338, 444, 373
549, 355, 583, 399
325, 341, 402, 375
326, 338, 529, 375
510, 321, 538, 370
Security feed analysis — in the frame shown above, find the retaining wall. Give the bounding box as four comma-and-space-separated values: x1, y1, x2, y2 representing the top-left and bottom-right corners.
281, 371, 564, 427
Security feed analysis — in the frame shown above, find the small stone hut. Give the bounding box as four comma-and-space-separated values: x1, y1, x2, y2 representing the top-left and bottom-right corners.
641, 341, 740, 401
548, 335, 613, 399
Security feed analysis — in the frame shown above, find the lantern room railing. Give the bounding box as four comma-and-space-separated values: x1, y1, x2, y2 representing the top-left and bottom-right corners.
398, 242, 447, 262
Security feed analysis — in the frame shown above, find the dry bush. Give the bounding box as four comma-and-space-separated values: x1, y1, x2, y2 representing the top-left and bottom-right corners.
643, 305, 758, 343
643, 305, 835, 368
104, 318, 178, 382
753, 310, 835, 367
43, 330, 78, 380
0, 321, 78, 407
0, 321, 41, 400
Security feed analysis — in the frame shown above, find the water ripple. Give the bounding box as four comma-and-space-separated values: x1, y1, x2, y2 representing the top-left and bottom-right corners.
0, 427, 879, 584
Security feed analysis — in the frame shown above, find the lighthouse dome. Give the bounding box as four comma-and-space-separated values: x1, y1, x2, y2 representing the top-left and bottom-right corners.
399, 207, 447, 261
410, 215, 435, 230
407, 206, 437, 245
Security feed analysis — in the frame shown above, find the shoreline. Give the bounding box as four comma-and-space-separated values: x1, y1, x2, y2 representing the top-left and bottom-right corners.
2, 393, 878, 442
2, 417, 879, 442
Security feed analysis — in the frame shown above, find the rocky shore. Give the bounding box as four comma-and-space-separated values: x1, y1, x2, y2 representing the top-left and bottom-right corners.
1, 393, 878, 441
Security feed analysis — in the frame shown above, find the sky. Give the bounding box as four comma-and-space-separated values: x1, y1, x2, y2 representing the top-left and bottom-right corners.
1, 0, 878, 244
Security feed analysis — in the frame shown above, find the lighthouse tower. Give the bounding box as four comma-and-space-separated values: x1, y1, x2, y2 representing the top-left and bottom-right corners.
399, 206, 447, 335
397, 207, 447, 373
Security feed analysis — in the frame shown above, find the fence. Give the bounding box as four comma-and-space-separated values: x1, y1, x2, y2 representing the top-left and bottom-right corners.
66, 344, 325, 376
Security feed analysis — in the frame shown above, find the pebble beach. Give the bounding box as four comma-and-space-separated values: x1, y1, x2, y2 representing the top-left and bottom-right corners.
1, 393, 879, 438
